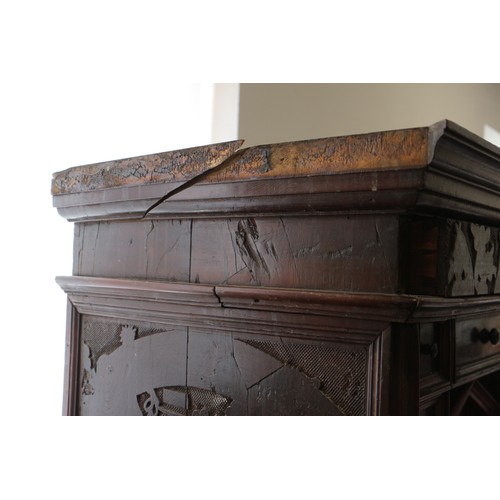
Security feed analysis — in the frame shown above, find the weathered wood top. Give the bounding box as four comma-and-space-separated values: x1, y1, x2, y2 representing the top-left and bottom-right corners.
51, 139, 245, 196
51, 120, 457, 196
52, 120, 500, 224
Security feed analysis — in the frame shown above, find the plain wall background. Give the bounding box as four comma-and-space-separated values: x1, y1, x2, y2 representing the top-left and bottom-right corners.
238, 83, 500, 147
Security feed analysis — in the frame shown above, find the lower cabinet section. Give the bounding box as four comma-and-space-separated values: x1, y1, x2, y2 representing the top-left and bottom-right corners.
58, 276, 500, 416
78, 315, 373, 416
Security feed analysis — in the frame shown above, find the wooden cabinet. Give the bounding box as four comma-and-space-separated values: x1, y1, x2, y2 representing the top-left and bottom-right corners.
52, 120, 500, 415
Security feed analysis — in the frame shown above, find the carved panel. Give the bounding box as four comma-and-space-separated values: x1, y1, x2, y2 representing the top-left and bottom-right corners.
409, 218, 500, 297
79, 316, 188, 416
445, 220, 500, 296
187, 329, 370, 416
242, 340, 368, 415
136, 386, 232, 416
77, 316, 373, 415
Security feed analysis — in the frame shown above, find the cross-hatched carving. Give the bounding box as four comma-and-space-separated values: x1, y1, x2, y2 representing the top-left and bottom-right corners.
81, 315, 169, 369
242, 339, 368, 415
136, 386, 232, 416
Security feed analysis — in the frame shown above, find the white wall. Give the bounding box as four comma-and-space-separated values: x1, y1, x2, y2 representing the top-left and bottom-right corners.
238, 84, 500, 147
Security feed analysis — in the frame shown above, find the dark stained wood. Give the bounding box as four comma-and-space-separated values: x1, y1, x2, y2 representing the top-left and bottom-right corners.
468, 381, 500, 415
74, 219, 192, 281
454, 315, 500, 383
389, 324, 420, 415
408, 217, 500, 297
52, 169, 424, 222
53, 120, 500, 415
55, 276, 405, 335
418, 321, 453, 411
190, 215, 399, 292
451, 382, 475, 415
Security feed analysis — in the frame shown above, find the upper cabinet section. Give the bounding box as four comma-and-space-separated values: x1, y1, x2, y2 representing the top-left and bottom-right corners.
52, 120, 500, 224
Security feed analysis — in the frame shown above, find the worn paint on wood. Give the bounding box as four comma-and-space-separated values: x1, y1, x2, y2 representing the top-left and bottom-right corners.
51, 139, 244, 195
52, 128, 432, 196
205, 128, 430, 183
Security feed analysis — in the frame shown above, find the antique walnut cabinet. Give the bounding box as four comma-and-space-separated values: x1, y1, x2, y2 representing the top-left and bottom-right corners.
52, 120, 500, 416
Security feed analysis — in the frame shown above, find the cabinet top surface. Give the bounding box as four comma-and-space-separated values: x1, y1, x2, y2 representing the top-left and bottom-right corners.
51, 120, 500, 197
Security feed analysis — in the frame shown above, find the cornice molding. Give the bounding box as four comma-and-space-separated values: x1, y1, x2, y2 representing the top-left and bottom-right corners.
52, 121, 500, 225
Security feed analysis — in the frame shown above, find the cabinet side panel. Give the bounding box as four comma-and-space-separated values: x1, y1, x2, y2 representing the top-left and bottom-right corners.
74, 219, 192, 281
191, 215, 399, 292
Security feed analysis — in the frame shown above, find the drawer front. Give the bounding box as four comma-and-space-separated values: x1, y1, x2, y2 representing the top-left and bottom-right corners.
455, 316, 500, 382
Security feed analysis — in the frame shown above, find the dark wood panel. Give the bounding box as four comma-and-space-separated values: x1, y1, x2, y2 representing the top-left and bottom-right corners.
390, 324, 420, 415
409, 217, 500, 297
191, 215, 399, 292
71, 313, 379, 416
74, 219, 192, 281
78, 315, 188, 416
187, 329, 371, 416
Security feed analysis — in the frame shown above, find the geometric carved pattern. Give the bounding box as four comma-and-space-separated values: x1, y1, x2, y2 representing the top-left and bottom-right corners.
81, 318, 122, 370
241, 340, 368, 415
81, 316, 167, 370
137, 386, 232, 416
80, 318, 232, 416
79, 317, 368, 415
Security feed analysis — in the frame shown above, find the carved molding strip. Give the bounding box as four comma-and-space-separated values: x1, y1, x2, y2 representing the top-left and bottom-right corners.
56, 276, 391, 340
52, 171, 422, 222
56, 276, 500, 328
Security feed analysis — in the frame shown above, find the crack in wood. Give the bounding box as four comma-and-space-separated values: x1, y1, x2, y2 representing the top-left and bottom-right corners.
142, 144, 245, 218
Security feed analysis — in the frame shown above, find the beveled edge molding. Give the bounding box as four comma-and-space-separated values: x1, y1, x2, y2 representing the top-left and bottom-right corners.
56, 276, 406, 340
454, 353, 500, 387
214, 284, 417, 322
411, 294, 500, 321
52, 169, 423, 222
429, 119, 500, 193
56, 276, 500, 328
